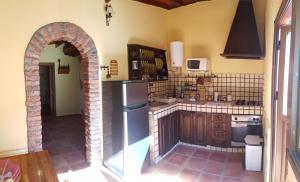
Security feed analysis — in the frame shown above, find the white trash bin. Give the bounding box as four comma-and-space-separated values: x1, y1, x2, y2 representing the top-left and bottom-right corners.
245, 135, 263, 171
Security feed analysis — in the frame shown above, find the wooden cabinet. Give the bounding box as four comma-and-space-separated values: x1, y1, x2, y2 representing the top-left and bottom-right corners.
180, 111, 193, 143
158, 111, 179, 156
180, 111, 206, 145
158, 111, 231, 156
193, 112, 206, 145
206, 113, 231, 147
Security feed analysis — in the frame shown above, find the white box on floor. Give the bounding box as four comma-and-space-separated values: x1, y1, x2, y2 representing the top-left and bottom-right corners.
245, 135, 263, 171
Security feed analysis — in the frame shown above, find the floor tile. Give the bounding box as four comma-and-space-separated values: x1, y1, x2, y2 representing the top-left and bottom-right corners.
203, 161, 225, 175
42, 115, 87, 174
69, 160, 89, 171
209, 151, 228, 162
157, 163, 180, 176
174, 145, 196, 156
184, 157, 207, 171
178, 168, 200, 182
223, 163, 244, 178
199, 173, 221, 182
242, 171, 263, 182
227, 153, 244, 163
221, 176, 242, 182
168, 153, 189, 166
193, 148, 211, 159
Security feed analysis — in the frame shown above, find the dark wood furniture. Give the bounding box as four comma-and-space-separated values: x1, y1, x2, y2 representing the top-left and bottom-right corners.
193, 112, 207, 145
128, 44, 168, 81
158, 111, 180, 156
0, 151, 59, 182
158, 111, 232, 157
207, 113, 232, 147
180, 111, 206, 145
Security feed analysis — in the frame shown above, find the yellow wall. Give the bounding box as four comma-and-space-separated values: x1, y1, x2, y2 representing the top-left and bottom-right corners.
40, 44, 82, 116
264, 0, 282, 181
0, 0, 167, 154
166, 0, 264, 73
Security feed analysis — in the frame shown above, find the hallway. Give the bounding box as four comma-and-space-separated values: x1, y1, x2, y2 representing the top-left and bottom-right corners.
42, 115, 88, 174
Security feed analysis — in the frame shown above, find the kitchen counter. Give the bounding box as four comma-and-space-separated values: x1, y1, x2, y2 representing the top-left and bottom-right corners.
148, 100, 263, 163
149, 100, 263, 115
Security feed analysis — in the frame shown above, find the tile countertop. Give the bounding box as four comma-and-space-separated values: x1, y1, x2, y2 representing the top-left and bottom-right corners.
149, 100, 263, 116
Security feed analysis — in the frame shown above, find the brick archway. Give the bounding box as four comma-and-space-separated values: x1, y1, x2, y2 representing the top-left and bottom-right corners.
24, 22, 101, 165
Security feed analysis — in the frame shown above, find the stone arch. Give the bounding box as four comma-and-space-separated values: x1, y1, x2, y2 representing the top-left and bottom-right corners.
24, 22, 101, 165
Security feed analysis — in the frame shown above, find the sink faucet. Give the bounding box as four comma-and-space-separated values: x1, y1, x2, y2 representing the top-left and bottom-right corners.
148, 91, 155, 98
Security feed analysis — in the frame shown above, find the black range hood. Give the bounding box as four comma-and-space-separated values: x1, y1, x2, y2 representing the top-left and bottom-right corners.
221, 0, 263, 59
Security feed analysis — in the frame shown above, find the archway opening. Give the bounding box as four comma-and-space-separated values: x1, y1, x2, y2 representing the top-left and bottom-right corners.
24, 23, 102, 170
40, 40, 87, 173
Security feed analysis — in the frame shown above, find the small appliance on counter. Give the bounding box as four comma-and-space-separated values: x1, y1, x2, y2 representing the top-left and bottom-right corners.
186, 58, 208, 72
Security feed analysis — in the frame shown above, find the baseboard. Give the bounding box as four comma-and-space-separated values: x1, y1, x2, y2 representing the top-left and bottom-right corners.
0, 148, 28, 158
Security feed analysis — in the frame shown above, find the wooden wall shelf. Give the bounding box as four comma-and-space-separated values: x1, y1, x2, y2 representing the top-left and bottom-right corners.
128, 44, 168, 82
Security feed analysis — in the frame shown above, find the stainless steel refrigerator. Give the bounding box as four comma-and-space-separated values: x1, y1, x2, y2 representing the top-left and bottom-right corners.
102, 80, 150, 178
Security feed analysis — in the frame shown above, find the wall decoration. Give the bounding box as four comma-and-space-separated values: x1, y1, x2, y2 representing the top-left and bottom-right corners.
100, 65, 111, 79
57, 59, 70, 74
105, 0, 113, 26
109, 60, 118, 76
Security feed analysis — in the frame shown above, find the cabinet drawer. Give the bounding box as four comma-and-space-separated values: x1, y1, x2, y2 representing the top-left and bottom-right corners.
212, 113, 225, 122
213, 122, 226, 131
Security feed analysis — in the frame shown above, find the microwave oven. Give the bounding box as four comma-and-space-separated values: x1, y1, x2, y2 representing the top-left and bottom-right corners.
186, 58, 208, 72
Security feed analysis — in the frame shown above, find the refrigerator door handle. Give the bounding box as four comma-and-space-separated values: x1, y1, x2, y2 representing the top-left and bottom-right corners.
124, 103, 148, 112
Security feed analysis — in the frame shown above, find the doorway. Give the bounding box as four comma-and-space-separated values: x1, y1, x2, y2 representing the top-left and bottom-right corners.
39, 63, 56, 118
24, 22, 101, 172
271, 0, 292, 181
39, 41, 88, 174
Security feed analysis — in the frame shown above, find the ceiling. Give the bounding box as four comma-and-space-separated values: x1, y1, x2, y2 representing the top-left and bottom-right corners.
49, 41, 80, 57
134, 0, 211, 10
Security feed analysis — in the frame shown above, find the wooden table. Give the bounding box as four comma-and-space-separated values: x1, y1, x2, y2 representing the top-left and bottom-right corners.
1, 151, 59, 182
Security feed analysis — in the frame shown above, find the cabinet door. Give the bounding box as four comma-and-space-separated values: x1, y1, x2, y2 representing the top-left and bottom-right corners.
167, 115, 174, 152
206, 113, 231, 147
225, 114, 232, 146
180, 111, 193, 143
158, 112, 181, 156
193, 112, 206, 145
158, 115, 169, 156
173, 111, 180, 143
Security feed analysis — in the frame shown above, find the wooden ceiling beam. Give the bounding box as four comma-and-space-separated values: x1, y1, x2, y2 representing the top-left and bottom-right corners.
134, 0, 173, 9
134, 0, 210, 10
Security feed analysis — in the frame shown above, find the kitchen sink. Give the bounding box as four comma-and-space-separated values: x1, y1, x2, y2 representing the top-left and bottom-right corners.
205, 101, 233, 107
149, 101, 168, 107
154, 97, 177, 104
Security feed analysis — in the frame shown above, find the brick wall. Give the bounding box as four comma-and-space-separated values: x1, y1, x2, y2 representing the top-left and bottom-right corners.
24, 22, 101, 165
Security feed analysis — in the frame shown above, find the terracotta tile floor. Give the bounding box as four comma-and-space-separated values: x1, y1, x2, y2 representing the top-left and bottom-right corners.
140, 144, 264, 182
42, 115, 88, 174
42, 116, 263, 182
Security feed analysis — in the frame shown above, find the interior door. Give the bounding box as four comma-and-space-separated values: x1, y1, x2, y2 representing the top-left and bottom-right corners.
39, 63, 55, 117
273, 25, 292, 182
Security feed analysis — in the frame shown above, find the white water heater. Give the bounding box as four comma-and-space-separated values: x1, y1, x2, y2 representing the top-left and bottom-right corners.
170, 41, 183, 67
